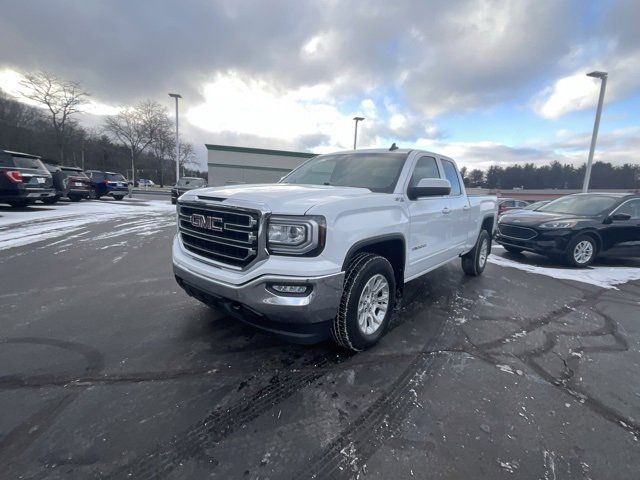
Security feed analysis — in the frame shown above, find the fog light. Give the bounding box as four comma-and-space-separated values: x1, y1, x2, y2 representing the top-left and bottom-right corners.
271, 285, 308, 294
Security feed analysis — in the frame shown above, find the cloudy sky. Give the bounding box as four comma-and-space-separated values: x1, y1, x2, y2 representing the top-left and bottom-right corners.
0, 0, 638, 170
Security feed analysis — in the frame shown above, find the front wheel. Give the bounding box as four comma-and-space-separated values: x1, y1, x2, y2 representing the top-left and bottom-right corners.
42, 196, 59, 205
565, 235, 597, 268
68, 195, 81, 202
113, 195, 124, 201
90, 189, 101, 200
331, 253, 396, 351
462, 229, 491, 276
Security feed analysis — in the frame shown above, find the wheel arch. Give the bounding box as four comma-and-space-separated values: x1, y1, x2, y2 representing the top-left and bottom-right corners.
342, 234, 406, 288
576, 229, 603, 253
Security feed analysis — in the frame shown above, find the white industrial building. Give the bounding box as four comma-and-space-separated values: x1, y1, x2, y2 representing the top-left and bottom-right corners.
206, 144, 316, 187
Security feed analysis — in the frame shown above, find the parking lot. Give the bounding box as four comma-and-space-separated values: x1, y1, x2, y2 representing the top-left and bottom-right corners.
1, 198, 639, 479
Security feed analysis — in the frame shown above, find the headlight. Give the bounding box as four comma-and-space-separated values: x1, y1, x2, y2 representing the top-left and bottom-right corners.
539, 220, 577, 229
267, 215, 325, 255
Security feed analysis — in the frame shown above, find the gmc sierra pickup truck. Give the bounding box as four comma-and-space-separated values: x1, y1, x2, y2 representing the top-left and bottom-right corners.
173, 149, 497, 350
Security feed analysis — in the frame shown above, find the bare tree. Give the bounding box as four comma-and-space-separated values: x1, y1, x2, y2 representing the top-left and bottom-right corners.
149, 116, 174, 187
178, 141, 197, 175
103, 100, 167, 185
21, 71, 89, 162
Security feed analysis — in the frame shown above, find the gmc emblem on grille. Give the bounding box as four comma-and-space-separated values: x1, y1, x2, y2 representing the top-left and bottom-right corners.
190, 214, 224, 232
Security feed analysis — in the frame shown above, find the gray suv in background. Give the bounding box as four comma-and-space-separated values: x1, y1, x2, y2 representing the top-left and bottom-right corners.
0, 150, 55, 208
171, 177, 207, 204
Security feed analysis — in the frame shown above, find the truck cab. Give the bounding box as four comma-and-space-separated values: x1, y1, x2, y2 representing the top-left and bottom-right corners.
172, 149, 497, 350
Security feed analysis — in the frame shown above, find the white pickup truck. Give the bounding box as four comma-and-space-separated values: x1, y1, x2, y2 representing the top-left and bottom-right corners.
172, 148, 497, 350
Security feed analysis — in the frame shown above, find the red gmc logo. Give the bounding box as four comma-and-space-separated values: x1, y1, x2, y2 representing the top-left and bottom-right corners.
190, 214, 223, 232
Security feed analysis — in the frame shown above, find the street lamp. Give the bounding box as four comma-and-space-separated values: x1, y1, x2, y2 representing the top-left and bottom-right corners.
353, 116, 365, 150
582, 71, 608, 193
169, 93, 182, 183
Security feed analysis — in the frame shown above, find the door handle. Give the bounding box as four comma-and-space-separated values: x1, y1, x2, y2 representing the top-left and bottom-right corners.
442, 207, 451, 215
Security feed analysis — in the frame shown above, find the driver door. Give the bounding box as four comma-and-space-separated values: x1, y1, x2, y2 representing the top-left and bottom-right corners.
604, 199, 640, 257
405, 156, 451, 279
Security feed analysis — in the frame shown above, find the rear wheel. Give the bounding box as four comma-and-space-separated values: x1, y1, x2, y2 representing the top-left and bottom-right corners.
68, 195, 81, 202
42, 196, 59, 205
503, 245, 523, 254
114, 195, 124, 201
331, 253, 396, 351
91, 189, 100, 200
462, 229, 491, 276
171, 198, 177, 205
565, 235, 597, 268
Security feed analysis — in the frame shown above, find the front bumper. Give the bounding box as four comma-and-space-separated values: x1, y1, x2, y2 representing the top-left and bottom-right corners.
495, 229, 573, 254
107, 189, 128, 197
173, 261, 344, 343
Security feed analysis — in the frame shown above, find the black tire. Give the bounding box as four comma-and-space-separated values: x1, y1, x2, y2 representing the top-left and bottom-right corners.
331, 253, 396, 351
564, 234, 597, 268
114, 195, 124, 201
8, 199, 29, 208
68, 195, 81, 202
91, 189, 101, 200
41, 196, 59, 205
503, 245, 523, 254
171, 198, 177, 205
462, 229, 491, 276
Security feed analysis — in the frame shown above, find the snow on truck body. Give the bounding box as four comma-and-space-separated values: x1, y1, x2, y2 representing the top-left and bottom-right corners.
172, 149, 498, 350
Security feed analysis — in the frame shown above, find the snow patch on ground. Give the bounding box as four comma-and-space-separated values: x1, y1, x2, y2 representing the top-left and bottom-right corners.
488, 254, 640, 289
0, 200, 175, 251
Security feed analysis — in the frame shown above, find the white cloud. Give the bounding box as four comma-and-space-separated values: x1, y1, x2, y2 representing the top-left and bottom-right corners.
186, 72, 354, 152
0, 67, 120, 116
532, 48, 640, 119
532, 72, 600, 119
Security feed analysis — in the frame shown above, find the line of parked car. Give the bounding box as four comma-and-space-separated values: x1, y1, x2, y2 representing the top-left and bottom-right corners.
1, 149, 131, 207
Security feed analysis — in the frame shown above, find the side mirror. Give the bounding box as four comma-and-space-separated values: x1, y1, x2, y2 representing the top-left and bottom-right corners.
407, 178, 451, 200
609, 212, 632, 222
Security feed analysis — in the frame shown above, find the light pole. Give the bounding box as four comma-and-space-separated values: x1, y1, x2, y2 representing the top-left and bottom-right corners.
582, 71, 607, 193
169, 93, 182, 184
353, 116, 365, 149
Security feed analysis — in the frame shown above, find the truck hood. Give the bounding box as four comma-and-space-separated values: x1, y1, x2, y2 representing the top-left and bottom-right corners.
183, 183, 375, 214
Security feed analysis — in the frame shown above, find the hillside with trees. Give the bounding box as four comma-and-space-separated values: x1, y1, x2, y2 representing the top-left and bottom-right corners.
0, 73, 200, 186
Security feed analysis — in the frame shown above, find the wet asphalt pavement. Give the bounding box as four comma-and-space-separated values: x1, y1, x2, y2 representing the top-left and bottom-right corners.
1, 199, 639, 479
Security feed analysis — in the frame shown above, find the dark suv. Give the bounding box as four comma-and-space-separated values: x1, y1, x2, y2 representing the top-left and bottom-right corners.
86, 170, 129, 200
0, 150, 55, 207
496, 193, 640, 267
171, 177, 207, 204
60, 166, 91, 201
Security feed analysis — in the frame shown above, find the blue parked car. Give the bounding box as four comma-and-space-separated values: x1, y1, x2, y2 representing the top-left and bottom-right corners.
86, 170, 129, 200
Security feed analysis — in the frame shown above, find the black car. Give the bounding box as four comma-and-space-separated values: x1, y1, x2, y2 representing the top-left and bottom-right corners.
496, 193, 640, 267
43, 163, 64, 204
171, 177, 207, 204
0, 150, 56, 207
86, 170, 129, 200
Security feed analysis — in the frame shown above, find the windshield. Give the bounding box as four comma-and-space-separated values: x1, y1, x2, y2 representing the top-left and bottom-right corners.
12, 156, 47, 171
62, 169, 88, 179
106, 173, 126, 181
537, 195, 619, 216
281, 152, 408, 193
177, 177, 205, 187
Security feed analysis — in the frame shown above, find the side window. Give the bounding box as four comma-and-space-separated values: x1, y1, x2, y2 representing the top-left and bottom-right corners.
616, 199, 640, 219
409, 156, 439, 188
440, 159, 462, 196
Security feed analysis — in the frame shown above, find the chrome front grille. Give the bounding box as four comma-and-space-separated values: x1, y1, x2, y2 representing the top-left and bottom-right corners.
178, 203, 261, 268
498, 224, 538, 240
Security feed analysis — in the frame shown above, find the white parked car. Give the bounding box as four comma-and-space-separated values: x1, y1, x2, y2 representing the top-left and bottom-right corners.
172, 149, 498, 350
138, 179, 155, 187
